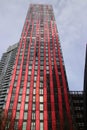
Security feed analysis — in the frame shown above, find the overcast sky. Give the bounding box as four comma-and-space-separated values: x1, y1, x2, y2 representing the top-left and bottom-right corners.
0, 0, 87, 91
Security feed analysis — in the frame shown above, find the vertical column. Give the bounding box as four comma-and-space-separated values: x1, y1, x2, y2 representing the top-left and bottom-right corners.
35, 21, 40, 130
43, 23, 48, 130
18, 43, 31, 130
9, 19, 30, 130
18, 19, 34, 130
47, 22, 57, 129
26, 42, 36, 130
9, 40, 26, 129
51, 21, 64, 130
54, 22, 73, 130
26, 21, 39, 130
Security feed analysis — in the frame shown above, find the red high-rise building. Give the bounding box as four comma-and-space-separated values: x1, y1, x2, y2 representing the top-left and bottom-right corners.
1, 4, 77, 130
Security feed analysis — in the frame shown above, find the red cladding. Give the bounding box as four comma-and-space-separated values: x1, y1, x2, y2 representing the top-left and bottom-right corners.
2, 5, 74, 130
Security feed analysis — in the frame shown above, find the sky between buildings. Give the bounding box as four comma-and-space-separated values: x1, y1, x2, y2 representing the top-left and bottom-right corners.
0, 0, 87, 91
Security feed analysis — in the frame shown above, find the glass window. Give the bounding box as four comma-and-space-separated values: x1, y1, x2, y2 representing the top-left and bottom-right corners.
25, 96, 29, 102
40, 66, 43, 70
39, 89, 43, 95
35, 66, 38, 70
17, 103, 21, 110
32, 103, 35, 111
25, 104, 28, 110
26, 88, 30, 94
14, 82, 17, 87
40, 104, 43, 111
34, 76, 37, 81
33, 89, 36, 94
14, 121, 18, 129
40, 96, 43, 103
28, 71, 31, 75
18, 95, 22, 102
29, 66, 32, 70
22, 122, 26, 130
24, 112, 27, 120
28, 76, 31, 81
46, 66, 49, 70
40, 122, 43, 130
32, 112, 35, 120
27, 82, 30, 87
40, 77, 43, 82
20, 88, 23, 94
16, 112, 20, 119
33, 96, 35, 102
34, 71, 37, 75
40, 113, 43, 120
40, 82, 43, 88
34, 82, 36, 88
31, 122, 35, 130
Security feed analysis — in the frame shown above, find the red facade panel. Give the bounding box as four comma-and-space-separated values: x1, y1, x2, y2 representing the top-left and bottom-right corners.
26, 28, 36, 130
47, 22, 57, 130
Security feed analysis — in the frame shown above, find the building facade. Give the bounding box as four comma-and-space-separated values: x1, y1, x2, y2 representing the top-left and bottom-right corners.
0, 43, 18, 110
0, 4, 86, 130
69, 91, 84, 130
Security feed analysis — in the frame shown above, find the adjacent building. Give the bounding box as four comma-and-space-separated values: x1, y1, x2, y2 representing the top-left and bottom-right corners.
70, 91, 84, 130
0, 43, 18, 110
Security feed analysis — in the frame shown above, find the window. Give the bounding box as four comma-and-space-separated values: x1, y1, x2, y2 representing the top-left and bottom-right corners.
46, 66, 49, 70
32, 112, 35, 120
17, 103, 21, 110
34, 71, 37, 75
31, 122, 35, 130
22, 122, 26, 130
34, 82, 36, 88
25, 104, 28, 110
40, 82, 43, 88
29, 66, 32, 70
19, 88, 23, 94
33, 89, 36, 95
40, 113, 43, 120
27, 82, 30, 87
40, 66, 43, 70
32, 103, 35, 110
40, 96, 43, 103
26, 88, 29, 94
39, 89, 43, 95
40, 104, 43, 111
16, 112, 20, 119
24, 112, 27, 120
35, 66, 38, 70
28, 76, 31, 81
40, 122, 43, 130
28, 71, 31, 75
40, 77, 43, 82
25, 96, 29, 102
18, 95, 22, 102
14, 82, 17, 87
34, 76, 37, 81
33, 96, 35, 102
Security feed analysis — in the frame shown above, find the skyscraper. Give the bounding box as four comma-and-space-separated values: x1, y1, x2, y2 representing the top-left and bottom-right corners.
0, 43, 18, 110
0, 4, 79, 130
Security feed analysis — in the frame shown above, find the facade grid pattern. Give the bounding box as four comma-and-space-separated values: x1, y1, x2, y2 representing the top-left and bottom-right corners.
1, 4, 85, 130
